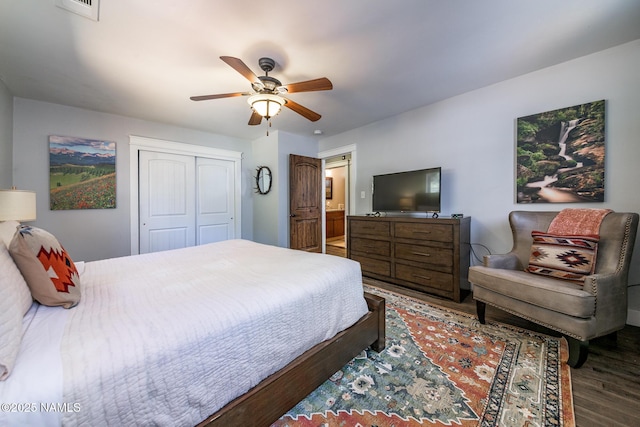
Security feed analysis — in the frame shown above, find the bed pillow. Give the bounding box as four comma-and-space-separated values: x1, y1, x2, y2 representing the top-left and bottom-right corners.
0, 220, 20, 247
9, 226, 81, 308
526, 231, 599, 283
0, 240, 33, 380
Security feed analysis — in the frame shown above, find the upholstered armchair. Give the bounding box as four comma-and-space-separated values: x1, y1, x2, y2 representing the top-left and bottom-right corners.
468, 210, 639, 368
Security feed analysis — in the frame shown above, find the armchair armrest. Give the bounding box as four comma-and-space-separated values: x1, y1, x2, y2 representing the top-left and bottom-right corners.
483, 253, 522, 270
582, 272, 628, 332
583, 273, 624, 296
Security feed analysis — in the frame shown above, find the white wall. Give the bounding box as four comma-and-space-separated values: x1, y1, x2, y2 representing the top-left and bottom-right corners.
251, 134, 279, 245
0, 79, 12, 188
320, 40, 640, 323
12, 98, 254, 262
326, 166, 346, 210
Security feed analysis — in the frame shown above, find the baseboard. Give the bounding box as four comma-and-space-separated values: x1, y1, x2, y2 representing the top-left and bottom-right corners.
627, 308, 640, 327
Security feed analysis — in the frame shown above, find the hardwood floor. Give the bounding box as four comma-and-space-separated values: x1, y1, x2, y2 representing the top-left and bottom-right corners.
328, 248, 640, 426
325, 238, 346, 257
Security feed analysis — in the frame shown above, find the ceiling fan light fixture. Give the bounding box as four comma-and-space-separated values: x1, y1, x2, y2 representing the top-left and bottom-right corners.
248, 94, 285, 119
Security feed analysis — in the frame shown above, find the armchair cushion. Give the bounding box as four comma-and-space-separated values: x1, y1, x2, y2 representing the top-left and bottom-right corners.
470, 265, 595, 318
526, 231, 599, 283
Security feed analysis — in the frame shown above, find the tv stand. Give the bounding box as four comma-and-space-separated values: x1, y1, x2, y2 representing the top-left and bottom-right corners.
347, 215, 470, 302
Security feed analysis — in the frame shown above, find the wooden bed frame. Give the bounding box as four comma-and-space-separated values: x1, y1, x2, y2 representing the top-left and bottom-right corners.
198, 292, 386, 427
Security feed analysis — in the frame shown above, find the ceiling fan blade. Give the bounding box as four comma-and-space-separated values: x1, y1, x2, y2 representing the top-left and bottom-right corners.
284, 99, 322, 122
220, 56, 259, 83
190, 92, 248, 101
285, 77, 333, 93
248, 110, 263, 126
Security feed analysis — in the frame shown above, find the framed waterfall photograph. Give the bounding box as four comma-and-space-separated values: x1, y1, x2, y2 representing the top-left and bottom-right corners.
516, 100, 605, 203
49, 135, 117, 210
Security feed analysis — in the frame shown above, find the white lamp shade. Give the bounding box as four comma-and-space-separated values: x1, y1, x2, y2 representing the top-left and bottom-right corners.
247, 94, 285, 118
0, 189, 37, 221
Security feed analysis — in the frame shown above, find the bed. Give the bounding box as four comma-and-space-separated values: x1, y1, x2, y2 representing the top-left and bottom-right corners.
0, 238, 385, 427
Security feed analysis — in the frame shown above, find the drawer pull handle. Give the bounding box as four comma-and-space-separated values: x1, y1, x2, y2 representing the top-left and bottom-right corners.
413, 274, 431, 280
411, 251, 431, 257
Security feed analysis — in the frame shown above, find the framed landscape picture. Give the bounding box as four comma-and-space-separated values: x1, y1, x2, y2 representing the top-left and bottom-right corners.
516, 100, 605, 203
49, 135, 116, 210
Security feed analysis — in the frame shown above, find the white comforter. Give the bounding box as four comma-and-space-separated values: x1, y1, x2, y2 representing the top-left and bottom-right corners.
2, 239, 368, 426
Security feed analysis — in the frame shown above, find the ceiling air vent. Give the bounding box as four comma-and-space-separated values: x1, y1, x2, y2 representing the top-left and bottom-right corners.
55, 0, 100, 21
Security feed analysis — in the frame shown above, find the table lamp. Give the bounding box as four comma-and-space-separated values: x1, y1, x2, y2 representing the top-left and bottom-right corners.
0, 188, 37, 222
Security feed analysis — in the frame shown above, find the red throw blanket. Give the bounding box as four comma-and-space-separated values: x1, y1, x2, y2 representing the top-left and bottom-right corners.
548, 208, 612, 235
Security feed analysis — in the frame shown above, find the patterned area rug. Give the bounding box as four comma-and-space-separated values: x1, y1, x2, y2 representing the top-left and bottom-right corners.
273, 286, 575, 427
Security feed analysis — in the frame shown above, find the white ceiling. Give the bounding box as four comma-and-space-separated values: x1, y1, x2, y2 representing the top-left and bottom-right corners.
1, 0, 639, 141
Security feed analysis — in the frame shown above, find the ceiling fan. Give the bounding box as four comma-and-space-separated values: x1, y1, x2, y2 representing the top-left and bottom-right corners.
190, 56, 333, 126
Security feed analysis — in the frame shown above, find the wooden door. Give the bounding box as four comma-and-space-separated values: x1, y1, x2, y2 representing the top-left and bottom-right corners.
139, 151, 196, 253
289, 154, 322, 252
196, 157, 235, 244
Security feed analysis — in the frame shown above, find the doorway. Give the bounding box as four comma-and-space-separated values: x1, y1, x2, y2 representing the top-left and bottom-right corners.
324, 154, 351, 257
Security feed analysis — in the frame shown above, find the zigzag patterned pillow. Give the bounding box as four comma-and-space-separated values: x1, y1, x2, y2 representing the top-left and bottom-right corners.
526, 231, 599, 283
9, 226, 81, 308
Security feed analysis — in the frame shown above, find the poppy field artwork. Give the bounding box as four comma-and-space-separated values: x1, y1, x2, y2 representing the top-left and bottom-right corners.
49, 135, 116, 210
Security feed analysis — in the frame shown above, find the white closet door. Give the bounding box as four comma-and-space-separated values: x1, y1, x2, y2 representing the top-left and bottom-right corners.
196, 157, 235, 244
139, 151, 196, 253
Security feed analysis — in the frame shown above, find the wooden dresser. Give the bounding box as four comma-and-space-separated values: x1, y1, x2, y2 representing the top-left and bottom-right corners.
347, 215, 470, 302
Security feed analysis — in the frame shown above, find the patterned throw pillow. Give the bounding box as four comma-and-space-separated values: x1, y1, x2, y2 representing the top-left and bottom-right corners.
9, 226, 81, 308
526, 231, 599, 283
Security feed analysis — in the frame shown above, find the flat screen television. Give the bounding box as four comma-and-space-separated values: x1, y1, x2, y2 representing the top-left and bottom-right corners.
372, 167, 441, 214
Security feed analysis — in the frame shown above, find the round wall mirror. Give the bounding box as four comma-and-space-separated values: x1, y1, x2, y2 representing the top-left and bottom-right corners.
255, 166, 272, 194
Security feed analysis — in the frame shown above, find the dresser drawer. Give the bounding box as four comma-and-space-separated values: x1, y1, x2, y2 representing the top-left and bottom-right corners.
395, 243, 452, 267
352, 254, 391, 277
395, 222, 452, 242
351, 237, 390, 257
350, 220, 390, 238
395, 264, 453, 291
